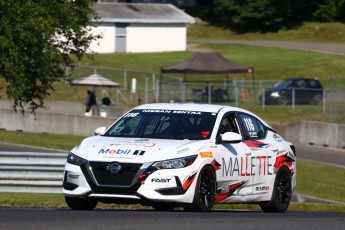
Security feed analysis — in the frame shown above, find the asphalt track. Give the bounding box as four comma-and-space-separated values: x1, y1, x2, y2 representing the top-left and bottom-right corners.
0, 208, 344, 230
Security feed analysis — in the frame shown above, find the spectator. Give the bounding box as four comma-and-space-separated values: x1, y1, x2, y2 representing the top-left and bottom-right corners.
85, 90, 96, 112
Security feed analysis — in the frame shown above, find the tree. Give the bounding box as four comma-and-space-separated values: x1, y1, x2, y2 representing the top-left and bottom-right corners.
0, 0, 98, 113
213, 0, 320, 32
313, 0, 345, 22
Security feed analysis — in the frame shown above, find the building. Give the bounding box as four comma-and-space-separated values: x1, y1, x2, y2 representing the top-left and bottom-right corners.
89, 2, 195, 53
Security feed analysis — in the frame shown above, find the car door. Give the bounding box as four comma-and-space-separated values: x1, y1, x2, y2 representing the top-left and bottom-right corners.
213, 112, 254, 203
237, 113, 277, 198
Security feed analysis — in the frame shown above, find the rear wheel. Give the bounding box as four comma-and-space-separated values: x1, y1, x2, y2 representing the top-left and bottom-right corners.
65, 196, 98, 210
259, 167, 292, 213
184, 165, 216, 212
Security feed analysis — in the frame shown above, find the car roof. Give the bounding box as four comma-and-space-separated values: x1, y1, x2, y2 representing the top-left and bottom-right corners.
134, 103, 236, 113
283, 77, 320, 82
133, 103, 272, 128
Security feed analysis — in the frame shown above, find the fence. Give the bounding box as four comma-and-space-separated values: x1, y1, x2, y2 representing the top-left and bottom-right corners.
66, 66, 345, 124
0, 152, 66, 193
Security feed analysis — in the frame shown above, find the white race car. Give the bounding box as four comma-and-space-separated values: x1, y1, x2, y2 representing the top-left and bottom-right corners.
63, 103, 296, 212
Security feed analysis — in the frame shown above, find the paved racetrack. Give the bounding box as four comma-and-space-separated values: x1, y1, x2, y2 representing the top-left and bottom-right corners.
0, 208, 344, 230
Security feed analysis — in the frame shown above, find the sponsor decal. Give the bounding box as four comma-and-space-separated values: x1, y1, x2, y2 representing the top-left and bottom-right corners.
199, 151, 214, 158
101, 140, 155, 148
142, 110, 202, 115
98, 147, 146, 156
273, 134, 283, 142
177, 148, 189, 154
215, 181, 248, 203
222, 156, 273, 177
151, 178, 171, 183
68, 174, 79, 180
255, 186, 270, 192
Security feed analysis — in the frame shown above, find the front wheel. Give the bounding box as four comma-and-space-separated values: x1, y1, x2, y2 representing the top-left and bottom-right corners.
259, 167, 292, 213
184, 165, 216, 212
65, 196, 98, 210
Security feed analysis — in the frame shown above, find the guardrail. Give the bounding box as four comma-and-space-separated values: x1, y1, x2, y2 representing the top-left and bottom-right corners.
0, 152, 67, 193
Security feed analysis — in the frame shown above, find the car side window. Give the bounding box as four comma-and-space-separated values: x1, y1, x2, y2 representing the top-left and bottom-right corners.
238, 113, 267, 140
219, 113, 241, 135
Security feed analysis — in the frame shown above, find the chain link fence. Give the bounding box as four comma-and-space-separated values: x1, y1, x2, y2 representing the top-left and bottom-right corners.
67, 66, 345, 124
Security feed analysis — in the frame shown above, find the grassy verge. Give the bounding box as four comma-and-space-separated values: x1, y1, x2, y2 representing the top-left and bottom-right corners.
0, 193, 344, 212
0, 130, 85, 151
188, 21, 345, 43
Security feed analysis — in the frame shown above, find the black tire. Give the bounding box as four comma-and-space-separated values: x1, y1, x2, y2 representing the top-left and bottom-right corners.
277, 95, 289, 105
184, 165, 216, 212
259, 167, 292, 213
65, 196, 98, 210
152, 203, 175, 211
312, 94, 323, 104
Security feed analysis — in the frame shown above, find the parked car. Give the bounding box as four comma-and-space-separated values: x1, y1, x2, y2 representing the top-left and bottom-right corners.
63, 103, 296, 212
259, 78, 324, 105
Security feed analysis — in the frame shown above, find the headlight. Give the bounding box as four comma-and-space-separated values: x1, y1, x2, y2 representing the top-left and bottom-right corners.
151, 155, 197, 170
67, 152, 87, 166
270, 91, 280, 98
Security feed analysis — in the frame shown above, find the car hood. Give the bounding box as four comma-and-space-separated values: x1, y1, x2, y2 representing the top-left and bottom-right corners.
264, 87, 282, 93
72, 136, 208, 163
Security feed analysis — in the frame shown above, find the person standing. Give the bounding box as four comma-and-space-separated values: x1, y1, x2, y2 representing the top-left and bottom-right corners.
85, 90, 96, 113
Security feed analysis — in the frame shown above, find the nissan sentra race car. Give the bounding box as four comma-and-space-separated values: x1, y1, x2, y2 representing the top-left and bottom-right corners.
63, 103, 296, 212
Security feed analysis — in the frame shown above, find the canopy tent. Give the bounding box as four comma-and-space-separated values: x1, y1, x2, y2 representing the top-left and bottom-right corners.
70, 74, 120, 87
70, 74, 119, 107
160, 52, 256, 103
160, 52, 253, 75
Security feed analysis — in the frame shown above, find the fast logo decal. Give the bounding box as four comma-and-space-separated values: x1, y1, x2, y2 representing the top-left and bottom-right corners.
215, 181, 248, 203
182, 172, 197, 191
244, 140, 269, 149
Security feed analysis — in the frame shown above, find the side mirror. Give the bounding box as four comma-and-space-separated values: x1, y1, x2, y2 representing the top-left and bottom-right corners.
94, 126, 107, 136
221, 132, 242, 143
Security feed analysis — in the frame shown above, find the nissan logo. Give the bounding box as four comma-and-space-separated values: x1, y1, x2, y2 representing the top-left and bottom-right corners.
108, 162, 122, 174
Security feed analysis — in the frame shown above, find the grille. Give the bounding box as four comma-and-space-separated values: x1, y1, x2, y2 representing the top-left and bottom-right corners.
89, 162, 142, 186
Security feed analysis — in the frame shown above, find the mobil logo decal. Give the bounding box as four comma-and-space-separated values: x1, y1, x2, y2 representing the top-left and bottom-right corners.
98, 148, 131, 155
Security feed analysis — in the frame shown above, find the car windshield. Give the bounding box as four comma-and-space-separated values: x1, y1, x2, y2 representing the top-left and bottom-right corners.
274, 80, 292, 88
104, 109, 217, 140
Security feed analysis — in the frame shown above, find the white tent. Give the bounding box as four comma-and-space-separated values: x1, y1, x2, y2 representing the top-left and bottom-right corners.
71, 74, 120, 109
71, 74, 119, 87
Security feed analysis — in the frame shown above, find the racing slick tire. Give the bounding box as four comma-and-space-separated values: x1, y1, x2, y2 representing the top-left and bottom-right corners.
259, 167, 292, 213
184, 165, 216, 212
65, 196, 98, 210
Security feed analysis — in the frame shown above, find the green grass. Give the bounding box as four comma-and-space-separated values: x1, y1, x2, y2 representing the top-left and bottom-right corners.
0, 130, 85, 151
188, 21, 345, 43
0, 192, 344, 212
296, 161, 345, 203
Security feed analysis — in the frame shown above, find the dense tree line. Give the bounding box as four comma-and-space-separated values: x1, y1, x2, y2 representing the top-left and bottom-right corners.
207, 0, 345, 32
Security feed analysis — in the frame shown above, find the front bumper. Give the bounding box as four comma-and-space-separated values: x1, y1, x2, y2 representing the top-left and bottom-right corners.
62, 162, 197, 204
